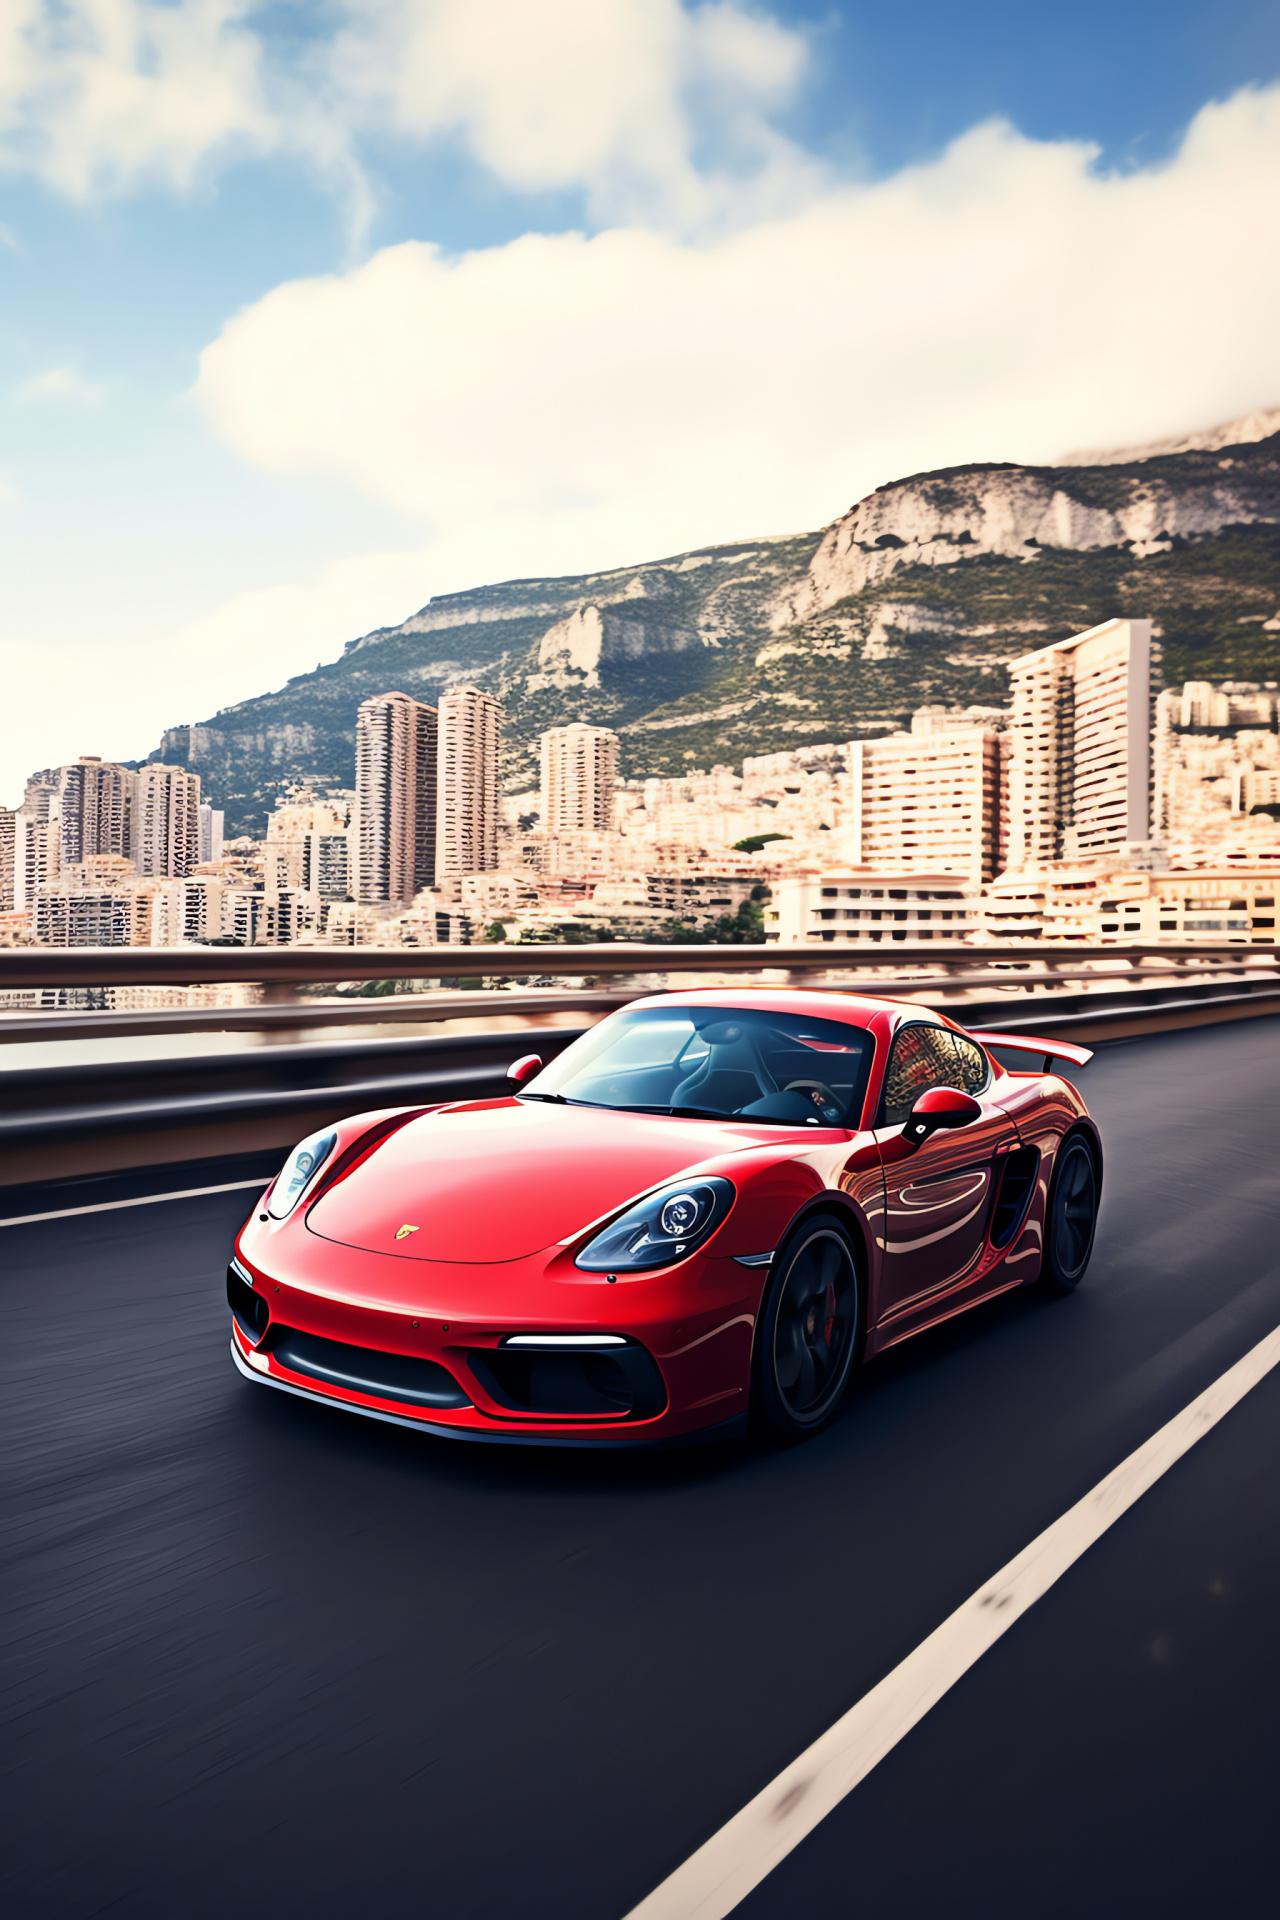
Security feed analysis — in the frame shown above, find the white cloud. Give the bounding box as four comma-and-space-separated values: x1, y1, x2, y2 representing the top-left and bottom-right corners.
196, 84, 1280, 586
331, 0, 814, 225
16, 362, 106, 403
0, 0, 810, 221
0, 0, 277, 196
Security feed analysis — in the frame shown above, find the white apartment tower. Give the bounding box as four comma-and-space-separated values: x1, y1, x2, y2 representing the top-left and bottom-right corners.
58, 756, 134, 866
355, 692, 439, 904
14, 769, 62, 910
0, 807, 14, 913
198, 803, 225, 865
135, 764, 202, 877
540, 724, 619, 835
436, 686, 502, 880
842, 724, 1005, 883
1006, 618, 1152, 867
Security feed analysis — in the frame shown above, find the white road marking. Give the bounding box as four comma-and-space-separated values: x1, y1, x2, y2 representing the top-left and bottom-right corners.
624, 1320, 1280, 1920
0, 1177, 270, 1229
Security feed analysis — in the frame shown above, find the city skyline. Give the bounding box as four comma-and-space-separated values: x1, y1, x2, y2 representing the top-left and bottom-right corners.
8, 614, 1280, 954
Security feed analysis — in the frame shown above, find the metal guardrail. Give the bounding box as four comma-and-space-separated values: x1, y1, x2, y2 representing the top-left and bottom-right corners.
2, 942, 1278, 1044
0, 939, 1273, 989
5, 960, 1280, 1189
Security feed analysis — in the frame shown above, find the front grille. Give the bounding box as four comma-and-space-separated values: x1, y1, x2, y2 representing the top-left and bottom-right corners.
267, 1327, 471, 1409
227, 1262, 269, 1343
468, 1345, 667, 1420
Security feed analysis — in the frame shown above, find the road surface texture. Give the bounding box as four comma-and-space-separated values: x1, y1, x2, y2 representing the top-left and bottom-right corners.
4, 1021, 1279, 1919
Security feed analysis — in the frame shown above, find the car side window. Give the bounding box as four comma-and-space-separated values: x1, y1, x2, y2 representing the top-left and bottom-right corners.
880, 1024, 991, 1127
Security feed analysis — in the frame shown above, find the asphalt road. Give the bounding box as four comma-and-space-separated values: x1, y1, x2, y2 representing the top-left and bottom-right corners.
4, 1020, 1280, 1920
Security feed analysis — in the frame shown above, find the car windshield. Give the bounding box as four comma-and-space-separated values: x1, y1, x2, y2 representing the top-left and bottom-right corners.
522, 1005, 875, 1128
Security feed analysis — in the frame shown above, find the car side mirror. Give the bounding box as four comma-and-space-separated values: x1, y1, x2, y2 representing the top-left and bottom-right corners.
507, 1053, 543, 1088
904, 1085, 983, 1147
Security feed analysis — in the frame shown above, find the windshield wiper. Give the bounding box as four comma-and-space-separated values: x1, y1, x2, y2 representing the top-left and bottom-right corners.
516, 1091, 572, 1104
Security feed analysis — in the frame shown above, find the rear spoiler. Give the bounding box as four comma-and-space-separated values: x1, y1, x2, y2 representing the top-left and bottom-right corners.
968, 1030, 1093, 1071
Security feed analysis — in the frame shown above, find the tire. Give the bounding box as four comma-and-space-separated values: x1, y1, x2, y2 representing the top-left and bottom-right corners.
1040, 1134, 1098, 1294
753, 1212, 861, 1441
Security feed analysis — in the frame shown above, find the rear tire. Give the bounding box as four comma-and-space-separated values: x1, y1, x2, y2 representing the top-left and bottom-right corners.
1040, 1134, 1098, 1294
753, 1212, 861, 1441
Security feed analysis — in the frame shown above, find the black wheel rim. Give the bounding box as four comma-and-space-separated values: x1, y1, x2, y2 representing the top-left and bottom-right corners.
1052, 1143, 1096, 1279
772, 1229, 857, 1422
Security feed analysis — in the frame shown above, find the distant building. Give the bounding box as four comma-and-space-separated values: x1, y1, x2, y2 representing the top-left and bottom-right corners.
14, 808, 61, 911
35, 884, 150, 947
983, 858, 1278, 945
135, 764, 201, 878
1006, 618, 1152, 867
540, 723, 619, 836
0, 807, 14, 914
304, 831, 351, 900
843, 727, 1005, 883
57, 756, 135, 866
355, 692, 438, 905
645, 873, 759, 922
765, 871, 978, 945
436, 686, 502, 881
198, 803, 224, 865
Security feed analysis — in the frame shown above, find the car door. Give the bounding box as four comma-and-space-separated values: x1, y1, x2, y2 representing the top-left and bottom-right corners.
872, 1022, 1016, 1327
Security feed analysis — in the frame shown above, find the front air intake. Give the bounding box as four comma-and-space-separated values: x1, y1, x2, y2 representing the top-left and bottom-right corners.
267, 1327, 471, 1410
227, 1260, 269, 1343
468, 1342, 667, 1420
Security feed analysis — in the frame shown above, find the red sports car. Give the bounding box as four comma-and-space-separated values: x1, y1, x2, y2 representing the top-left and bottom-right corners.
228, 989, 1100, 1446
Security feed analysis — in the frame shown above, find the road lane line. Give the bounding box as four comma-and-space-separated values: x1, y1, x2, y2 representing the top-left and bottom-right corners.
624, 1321, 1280, 1920
0, 1177, 270, 1228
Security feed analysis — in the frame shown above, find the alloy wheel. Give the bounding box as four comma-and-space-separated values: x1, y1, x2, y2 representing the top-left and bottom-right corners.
771, 1227, 858, 1424
1048, 1138, 1097, 1286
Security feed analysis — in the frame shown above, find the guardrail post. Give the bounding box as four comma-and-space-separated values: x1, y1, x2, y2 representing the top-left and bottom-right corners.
256, 979, 299, 1046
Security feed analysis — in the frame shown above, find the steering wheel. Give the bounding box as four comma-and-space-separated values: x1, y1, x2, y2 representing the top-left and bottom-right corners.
784, 1078, 841, 1119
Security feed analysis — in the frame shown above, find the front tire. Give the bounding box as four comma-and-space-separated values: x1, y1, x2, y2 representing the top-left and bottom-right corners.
754, 1213, 861, 1441
1041, 1134, 1098, 1293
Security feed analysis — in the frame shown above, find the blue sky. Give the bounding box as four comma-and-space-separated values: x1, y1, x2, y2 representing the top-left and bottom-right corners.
2, 0, 1280, 803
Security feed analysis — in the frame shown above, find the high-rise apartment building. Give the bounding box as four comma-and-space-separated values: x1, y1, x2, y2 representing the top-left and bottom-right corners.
135, 764, 201, 877
842, 725, 1005, 882
198, 803, 225, 865
57, 756, 135, 866
436, 687, 502, 880
304, 833, 351, 900
355, 692, 438, 904
540, 724, 619, 835
1006, 618, 1151, 868
0, 807, 14, 914
14, 813, 59, 909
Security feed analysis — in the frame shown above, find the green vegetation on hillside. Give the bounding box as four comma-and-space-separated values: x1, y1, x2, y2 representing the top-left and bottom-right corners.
149, 437, 1280, 835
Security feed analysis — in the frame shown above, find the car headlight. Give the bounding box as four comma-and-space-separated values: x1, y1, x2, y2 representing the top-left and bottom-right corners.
266, 1127, 338, 1220
575, 1177, 734, 1273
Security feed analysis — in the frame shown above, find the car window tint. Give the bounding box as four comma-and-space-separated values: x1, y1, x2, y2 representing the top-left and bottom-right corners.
880, 1024, 990, 1127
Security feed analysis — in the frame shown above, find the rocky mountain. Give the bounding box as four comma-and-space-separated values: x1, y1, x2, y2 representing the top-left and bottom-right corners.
151, 412, 1280, 836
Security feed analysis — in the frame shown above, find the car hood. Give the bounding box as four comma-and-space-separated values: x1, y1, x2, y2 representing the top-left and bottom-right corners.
303, 1098, 779, 1263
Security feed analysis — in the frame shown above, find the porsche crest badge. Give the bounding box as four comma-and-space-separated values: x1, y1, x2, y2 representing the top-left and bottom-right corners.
395, 1224, 420, 1240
